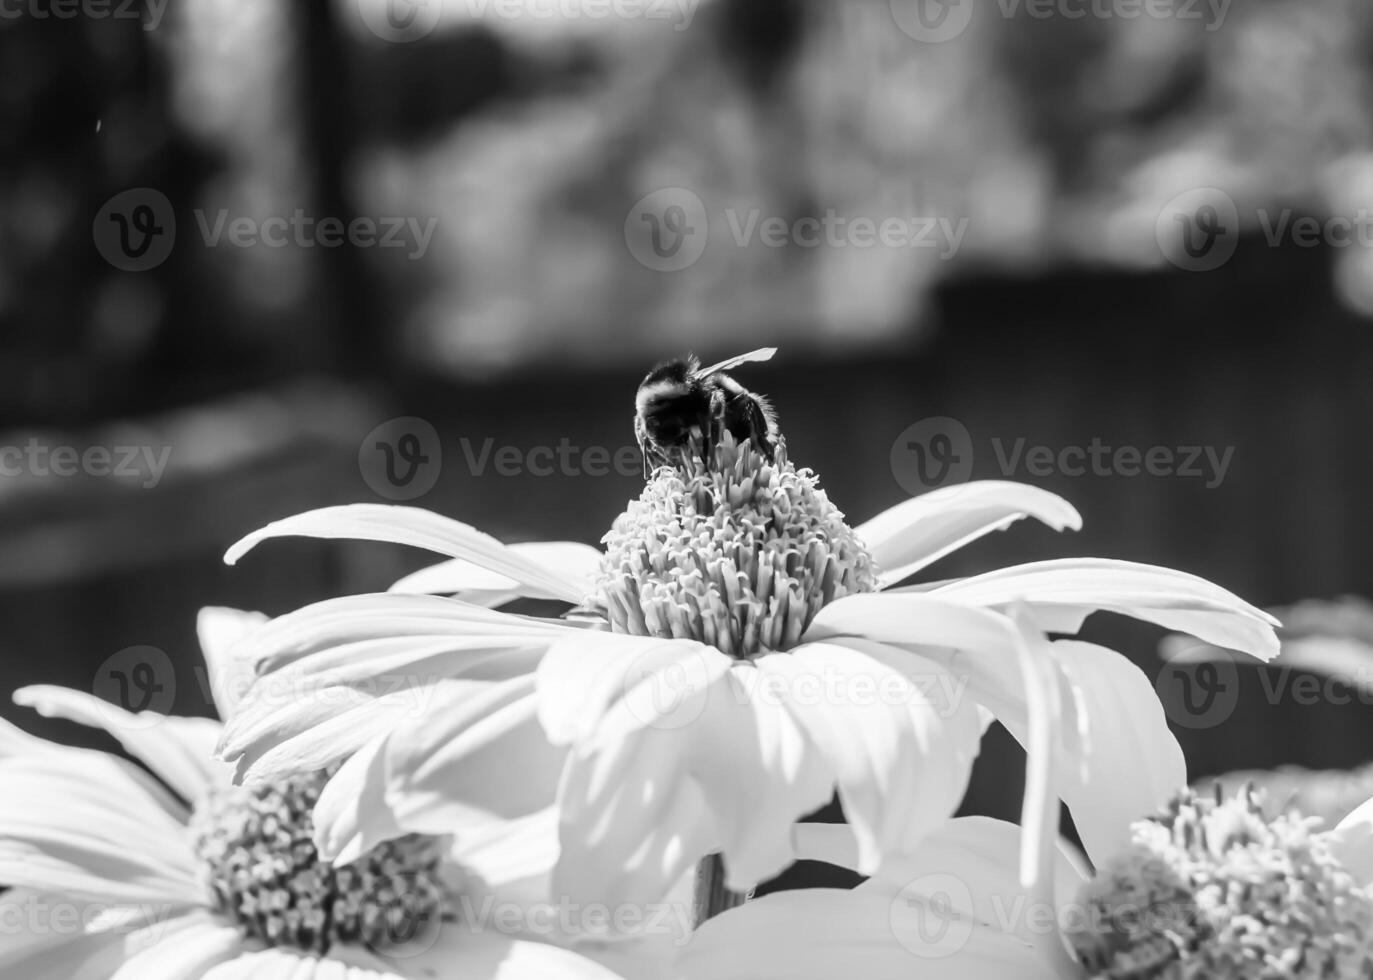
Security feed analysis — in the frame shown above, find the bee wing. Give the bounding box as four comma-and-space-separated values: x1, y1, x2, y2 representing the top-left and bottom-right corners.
694, 347, 777, 378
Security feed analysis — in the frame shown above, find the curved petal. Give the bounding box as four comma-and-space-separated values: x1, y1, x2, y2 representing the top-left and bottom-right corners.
395, 930, 633, 980
14, 686, 228, 803
857, 482, 1082, 589
680, 886, 1064, 980
1046, 640, 1186, 867
218, 595, 565, 781
761, 641, 982, 873
224, 592, 570, 676
535, 631, 732, 747
791, 822, 861, 871
226, 505, 587, 602
107, 911, 246, 980
1332, 798, 1373, 887
804, 595, 1060, 894
868, 816, 1088, 959
196, 606, 269, 720
385, 677, 566, 839
0, 740, 202, 905
390, 541, 603, 601
449, 807, 560, 913
931, 558, 1280, 662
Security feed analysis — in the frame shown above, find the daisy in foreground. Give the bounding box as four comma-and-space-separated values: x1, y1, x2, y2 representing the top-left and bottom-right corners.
220, 437, 1281, 911
675, 783, 1373, 979
0, 609, 640, 980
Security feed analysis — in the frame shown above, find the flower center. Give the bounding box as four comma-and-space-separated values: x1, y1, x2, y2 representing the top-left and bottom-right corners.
596, 437, 878, 659
190, 770, 448, 954
1067, 787, 1373, 980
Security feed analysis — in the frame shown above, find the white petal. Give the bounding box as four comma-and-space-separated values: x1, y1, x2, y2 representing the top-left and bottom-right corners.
311, 734, 405, 864
535, 631, 732, 746
385, 677, 565, 838
680, 886, 1064, 980
389, 930, 633, 980
683, 669, 836, 890
806, 595, 1060, 894
448, 808, 560, 912
196, 606, 269, 719
857, 482, 1081, 588
790, 822, 860, 871
226, 505, 587, 602
219, 594, 563, 780
869, 816, 1088, 956
108, 912, 245, 980
390, 541, 603, 601
1332, 798, 1373, 887
1046, 640, 1186, 867
762, 641, 981, 873
14, 686, 228, 802
553, 728, 721, 911
0, 753, 202, 905
932, 558, 1280, 662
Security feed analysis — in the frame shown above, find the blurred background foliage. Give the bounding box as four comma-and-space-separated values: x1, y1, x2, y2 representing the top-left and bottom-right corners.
4, 0, 1373, 879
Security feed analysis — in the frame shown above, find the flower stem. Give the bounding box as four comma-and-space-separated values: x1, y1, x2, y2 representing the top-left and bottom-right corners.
692, 854, 749, 927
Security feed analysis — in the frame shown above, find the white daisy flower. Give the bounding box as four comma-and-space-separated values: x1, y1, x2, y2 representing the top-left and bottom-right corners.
0, 609, 643, 980
220, 439, 1279, 914
675, 784, 1373, 980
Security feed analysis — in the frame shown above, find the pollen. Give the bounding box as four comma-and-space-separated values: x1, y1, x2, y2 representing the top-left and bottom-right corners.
1067, 786, 1373, 980
190, 770, 449, 954
596, 436, 878, 659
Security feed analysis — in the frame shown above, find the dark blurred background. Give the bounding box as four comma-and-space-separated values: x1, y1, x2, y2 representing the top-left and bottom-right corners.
5, 0, 1373, 886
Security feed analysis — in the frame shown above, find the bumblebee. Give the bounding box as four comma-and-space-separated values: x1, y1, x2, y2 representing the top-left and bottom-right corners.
634, 347, 779, 475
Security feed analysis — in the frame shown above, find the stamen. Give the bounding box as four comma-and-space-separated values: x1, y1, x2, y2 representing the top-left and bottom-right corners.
596, 436, 878, 659
190, 770, 448, 954
1068, 788, 1373, 979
